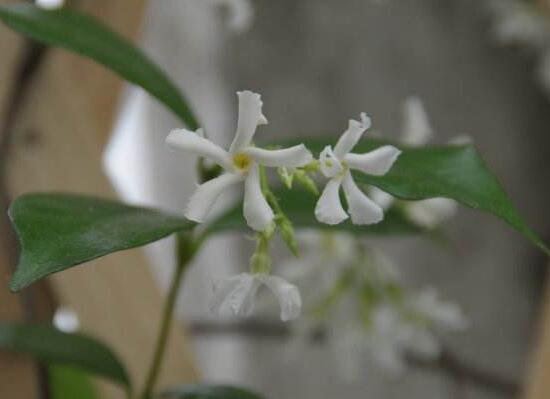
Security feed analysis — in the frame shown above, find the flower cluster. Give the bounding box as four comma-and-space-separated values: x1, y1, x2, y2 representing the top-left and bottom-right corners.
280, 231, 468, 375
167, 91, 402, 321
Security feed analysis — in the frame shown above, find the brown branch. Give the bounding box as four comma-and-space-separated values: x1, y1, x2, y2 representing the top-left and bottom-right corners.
187, 320, 520, 396
0, 38, 50, 399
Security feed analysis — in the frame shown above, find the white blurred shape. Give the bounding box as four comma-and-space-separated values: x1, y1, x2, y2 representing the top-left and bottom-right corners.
53, 306, 80, 333
35, 0, 64, 9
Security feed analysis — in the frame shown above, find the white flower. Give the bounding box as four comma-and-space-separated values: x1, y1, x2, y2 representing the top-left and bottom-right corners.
411, 288, 469, 331
404, 198, 459, 229
167, 91, 312, 231
315, 113, 401, 225
371, 98, 458, 227
35, 0, 64, 9
209, 272, 302, 321
488, 0, 549, 49
401, 96, 434, 147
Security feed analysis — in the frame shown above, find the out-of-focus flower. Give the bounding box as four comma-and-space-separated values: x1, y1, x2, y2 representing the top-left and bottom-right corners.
209, 272, 302, 321
371, 97, 458, 228
167, 91, 312, 231
315, 113, 401, 225
278, 232, 468, 376
35, 0, 64, 9
211, 0, 254, 33
409, 288, 469, 331
489, 0, 549, 48
487, 1, 550, 98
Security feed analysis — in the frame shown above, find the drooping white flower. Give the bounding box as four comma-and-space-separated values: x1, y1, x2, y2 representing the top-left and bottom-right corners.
315, 113, 401, 225
209, 272, 302, 321
371, 98, 458, 227
35, 0, 64, 9
167, 91, 312, 231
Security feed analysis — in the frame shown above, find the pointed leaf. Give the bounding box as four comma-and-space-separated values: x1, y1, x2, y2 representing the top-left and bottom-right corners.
0, 323, 130, 389
49, 365, 99, 399
0, 4, 199, 129
9, 193, 193, 291
293, 138, 549, 254
161, 384, 264, 399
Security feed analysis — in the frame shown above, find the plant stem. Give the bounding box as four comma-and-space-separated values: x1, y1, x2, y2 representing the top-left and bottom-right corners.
139, 234, 195, 399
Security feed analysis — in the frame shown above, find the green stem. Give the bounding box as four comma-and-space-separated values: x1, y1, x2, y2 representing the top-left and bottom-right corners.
139, 234, 195, 399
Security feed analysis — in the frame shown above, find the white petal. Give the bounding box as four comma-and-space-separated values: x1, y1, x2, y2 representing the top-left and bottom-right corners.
185, 173, 243, 222
257, 274, 302, 321
333, 112, 372, 158
167, 128, 233, 171
413, 289, 469, 331
344, 145, 401, 176
342, 172, 383, 225
369, 186, 395, 210
405, 198, 458, 228
229, 91, 267, 153
243, 144, 313, 168
315, 177, 348, 225
243, 164, 274, 231
209, 273, 260, 317
401, 97, 433, 146
319, 146, 344, 178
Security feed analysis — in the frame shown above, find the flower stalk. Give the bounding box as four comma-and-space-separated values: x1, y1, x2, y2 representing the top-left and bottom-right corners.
139, 232, 196, 399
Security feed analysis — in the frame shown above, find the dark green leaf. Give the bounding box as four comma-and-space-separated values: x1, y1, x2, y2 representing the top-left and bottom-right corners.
0, 4, 199, 129
208, 187, 421, 236
295, 138, 550, 254
49, 365, 98, 399
0, 323, 130, 389
9, 193, 193, 291
161, 384, 264, 399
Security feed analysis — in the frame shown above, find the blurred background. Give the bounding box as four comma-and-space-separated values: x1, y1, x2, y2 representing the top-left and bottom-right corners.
2, 1, 550, 398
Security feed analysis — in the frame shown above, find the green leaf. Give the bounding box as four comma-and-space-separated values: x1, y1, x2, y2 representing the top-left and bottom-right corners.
292, 138, 549, 254
0, 323, 130, 389
49, 365, 98, 399
208, 187, 421, 236
161, 384, 264, 399
9, 193, 193, 291
0, 4, 199, 129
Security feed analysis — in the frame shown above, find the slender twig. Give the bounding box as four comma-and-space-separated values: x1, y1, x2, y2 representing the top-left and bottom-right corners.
0, 39, 50, 399
187, 320, 520, 396
139, 261, 186, 399
140, 234, 197, 399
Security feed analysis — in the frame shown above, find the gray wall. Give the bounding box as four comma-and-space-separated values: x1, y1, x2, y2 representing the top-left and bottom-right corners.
112, 1, 550, 398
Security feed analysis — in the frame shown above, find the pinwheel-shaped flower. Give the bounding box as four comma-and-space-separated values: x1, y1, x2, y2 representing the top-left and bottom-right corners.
167, 91, 312, 231
210, 273, 301, 321
315, 113, 401, 225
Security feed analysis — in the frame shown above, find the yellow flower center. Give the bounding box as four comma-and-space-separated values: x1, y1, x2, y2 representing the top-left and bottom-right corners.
233, 153, 252, 171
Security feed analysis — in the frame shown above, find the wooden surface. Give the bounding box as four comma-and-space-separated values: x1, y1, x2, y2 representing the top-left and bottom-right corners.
0, 3, 41, 396
523, 279, 550, 399
1, 1, 198, 398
